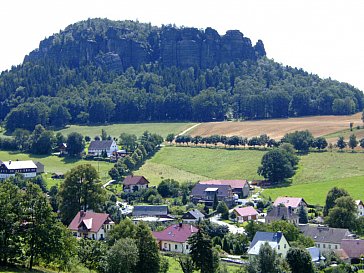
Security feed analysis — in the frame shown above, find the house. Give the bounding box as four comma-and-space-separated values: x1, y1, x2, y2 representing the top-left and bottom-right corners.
88, 140, 118, 157
123, 175, 149, 192
58, 143, 68, 155
0, 160, 38, 179
191, 183, 235, 207
299, 225, 352, 253
132, 205, 169, 218
356, 200, 364, 217
306, 247, 325, 264
51, 172, 64, 179
265, 205, 299, 225
34, 161, 44, 174
182, 209, 205, 223
199, 180, 250, 198
234, 206, 258, 223
273, 196, 307, 212
68, 210, 114, 240
248, 231, 290, 258
153, 223, 198, 254
341, 239, 364, 263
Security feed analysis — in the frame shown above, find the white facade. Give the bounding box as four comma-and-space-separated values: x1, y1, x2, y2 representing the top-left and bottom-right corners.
74, 223, 114, 240
356, 200, 364, 217
314, 242, 340, 253
124, 183, 148, 193
160, 240, 192, 254
0, 160, 37, 179
248, 236, 290, 258
88, 140, 118, 157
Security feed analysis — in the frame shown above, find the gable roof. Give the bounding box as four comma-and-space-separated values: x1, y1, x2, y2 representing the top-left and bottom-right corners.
123, 175, 149, 186
0, 160, 37, 170
191, 183, 232, 197
266, 206, 298, 221
299, 225, 351, 244
132, 205, 169, 217
182, 209, 205, 220
234, 206, 258, 217
88, 140, 115, 150
199, 180, 248, 189
152, 224, 198, 243
250, 231, 284, 248
273, 196, 306, 208
341, 239, 364, 259
68, 211, 113, 233
355, 200, 364, 206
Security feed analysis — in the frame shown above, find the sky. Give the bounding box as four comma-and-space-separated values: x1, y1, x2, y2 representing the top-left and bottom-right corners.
1, 0, 363, 91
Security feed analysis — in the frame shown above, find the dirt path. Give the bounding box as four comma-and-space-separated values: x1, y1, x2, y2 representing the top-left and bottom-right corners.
177, 123, 201, 136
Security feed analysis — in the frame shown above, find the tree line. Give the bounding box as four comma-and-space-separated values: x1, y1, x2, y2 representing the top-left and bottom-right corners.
1, 51, 363, 132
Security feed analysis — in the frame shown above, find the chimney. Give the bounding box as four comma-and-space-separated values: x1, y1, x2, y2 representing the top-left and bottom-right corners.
80, 210, 85, 217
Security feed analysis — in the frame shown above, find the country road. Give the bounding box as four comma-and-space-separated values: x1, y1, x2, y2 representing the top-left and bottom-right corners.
177, 123, 201, 136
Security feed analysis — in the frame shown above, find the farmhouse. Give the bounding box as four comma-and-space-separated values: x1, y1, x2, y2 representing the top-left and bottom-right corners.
68, 210, 114, 240
233, 206, 258, 223
356, 200, 364, 217
0, 160, 38, 179
191, 183, 235, 207
122, 175, 149, 193
273, 196, 307, 212
152, 223, 198, 254
182, 209, 205, 223
248, 231, 290, 258
199, 179, 250, 198
299, 225, 352, 253
265, 205, 299, 225
88, 140, 118, 157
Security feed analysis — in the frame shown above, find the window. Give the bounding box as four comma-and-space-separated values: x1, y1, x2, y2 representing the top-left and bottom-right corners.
278, 245, 280, 250
335, 245, 338, 249
323, 244, 326, 248
186, 245, 189, 250
284, 244, 286, 249
92, 234, 95, 239
329, 245, 331, 249
317, 244, 320, 248
175, 245, 178, 250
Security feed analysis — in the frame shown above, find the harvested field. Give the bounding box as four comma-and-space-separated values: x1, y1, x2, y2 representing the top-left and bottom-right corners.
190, 113, 362, 140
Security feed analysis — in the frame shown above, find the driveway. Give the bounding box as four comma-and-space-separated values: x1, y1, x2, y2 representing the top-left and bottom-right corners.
210, 214, 246, 234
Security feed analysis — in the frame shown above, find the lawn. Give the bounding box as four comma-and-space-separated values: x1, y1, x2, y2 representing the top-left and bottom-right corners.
262, 175, 364, 206
0, 265, 57, 273
135, 146, 265, 185
57, 122, 195, 139
0, 151, 113, 188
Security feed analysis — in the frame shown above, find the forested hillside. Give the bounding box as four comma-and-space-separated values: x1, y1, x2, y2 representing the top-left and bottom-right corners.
0, 18, 362, 132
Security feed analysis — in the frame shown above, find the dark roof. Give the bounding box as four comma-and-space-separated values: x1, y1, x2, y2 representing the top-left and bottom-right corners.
182, 209, 205, 220
266, 206, 299, 221
153, 224, 198, 243
251, 231, 283, 248
88, 140, 114, 150
132, 205, 169, 217
191, 183, 233, 198
68, 211, 113, 233
123, 175, 149, 186
341, 239, 364, 259
299, 225, 351, 244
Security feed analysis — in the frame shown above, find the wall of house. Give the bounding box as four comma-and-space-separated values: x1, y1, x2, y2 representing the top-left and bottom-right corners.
358, 205, 364, 217
159, 240, 191, 254
237, 214, 257, 223
0, 171, 37, 179
315, 242, 341, 252
276, 236, 290, 257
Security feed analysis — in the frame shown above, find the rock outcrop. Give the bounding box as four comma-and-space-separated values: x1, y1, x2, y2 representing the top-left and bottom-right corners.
24, 21, 266, 71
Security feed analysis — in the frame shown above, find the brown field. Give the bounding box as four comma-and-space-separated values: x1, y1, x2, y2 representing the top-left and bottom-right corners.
190, 113, 363, 140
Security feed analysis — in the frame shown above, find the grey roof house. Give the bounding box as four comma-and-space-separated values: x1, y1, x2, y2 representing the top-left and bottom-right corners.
299, 225, 352, 253
191, 183, 234, 207
265, 205, 299, 225
248, 231, 290, 257
88, 140, 118, 157
182, 209, 205, 223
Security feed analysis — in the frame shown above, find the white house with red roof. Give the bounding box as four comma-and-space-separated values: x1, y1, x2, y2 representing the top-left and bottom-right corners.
233, 206, 259, 223
68, 211, 114, 240
273, 196, 307, 212
152, 223, 198, 254
123, 175, 150, 193
199, 179, 250, 197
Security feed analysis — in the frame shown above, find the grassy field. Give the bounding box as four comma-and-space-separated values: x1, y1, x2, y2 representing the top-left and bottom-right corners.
263, 176, 364, 205
57, 122, 195, 138
0, 151, 113, 188
190, 113, 362, 140
135, 146, 265, 185
324, 126, 364, 144
0, 265, 57, 273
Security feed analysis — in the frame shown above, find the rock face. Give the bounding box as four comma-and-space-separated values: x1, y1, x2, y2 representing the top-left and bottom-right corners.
25, 23, 266, 71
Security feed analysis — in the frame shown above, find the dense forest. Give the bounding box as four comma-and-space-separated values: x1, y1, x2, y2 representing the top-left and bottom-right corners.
0, 18, 362, 132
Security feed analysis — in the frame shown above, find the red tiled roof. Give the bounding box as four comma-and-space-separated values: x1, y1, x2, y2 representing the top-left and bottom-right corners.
234, 206, 258, 217
341, 239, 364, 259
199, 180, 247, 189
152, 224, 198, 243
273, 197, 306, 208
68, 211, 112, 233
123, 175, 149, 186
